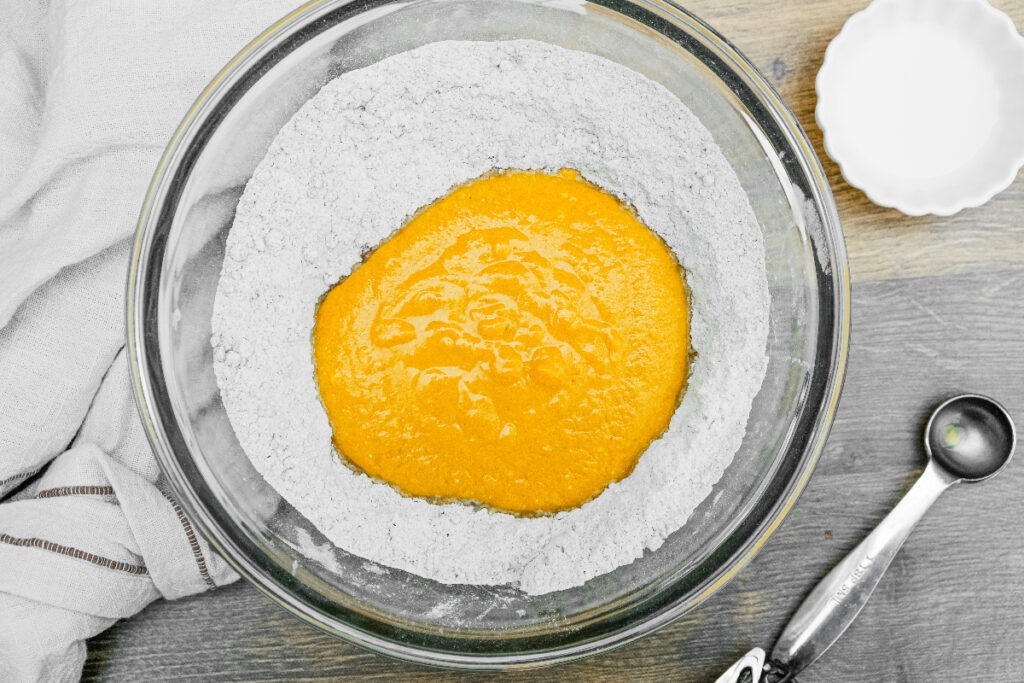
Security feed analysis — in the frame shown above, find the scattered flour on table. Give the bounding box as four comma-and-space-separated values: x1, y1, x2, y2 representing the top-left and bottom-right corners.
212, 40, 769, 595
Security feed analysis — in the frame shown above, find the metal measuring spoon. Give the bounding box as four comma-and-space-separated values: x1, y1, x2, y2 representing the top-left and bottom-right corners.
717, 394, 1016, 683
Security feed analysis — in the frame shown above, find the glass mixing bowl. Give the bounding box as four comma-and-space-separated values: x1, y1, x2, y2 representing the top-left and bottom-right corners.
127, 0, 849, 668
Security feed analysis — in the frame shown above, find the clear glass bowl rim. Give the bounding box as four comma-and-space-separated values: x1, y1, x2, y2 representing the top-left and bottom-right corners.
126, 0, 850, 669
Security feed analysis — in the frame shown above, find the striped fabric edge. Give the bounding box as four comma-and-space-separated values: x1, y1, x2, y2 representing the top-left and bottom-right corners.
0, 532, 149, 576
0, 471, 33, 496
162, 492, 217, 588
37, 485, 116, 499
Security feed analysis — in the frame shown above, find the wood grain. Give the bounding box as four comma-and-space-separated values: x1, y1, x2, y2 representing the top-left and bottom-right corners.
84, 1, 1024, 680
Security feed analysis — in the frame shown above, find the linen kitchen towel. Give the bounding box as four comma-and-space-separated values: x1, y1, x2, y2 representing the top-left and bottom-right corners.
0, 2, 299, 679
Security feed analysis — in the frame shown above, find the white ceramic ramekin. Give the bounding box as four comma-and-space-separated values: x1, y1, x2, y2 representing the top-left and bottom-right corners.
816, 0, 1024, 215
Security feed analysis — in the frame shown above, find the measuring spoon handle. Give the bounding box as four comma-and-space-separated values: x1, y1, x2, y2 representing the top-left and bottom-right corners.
768, 461, 957, 680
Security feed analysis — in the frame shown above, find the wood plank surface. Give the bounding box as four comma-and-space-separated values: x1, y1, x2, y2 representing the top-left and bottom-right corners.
83, 0, 1024, 680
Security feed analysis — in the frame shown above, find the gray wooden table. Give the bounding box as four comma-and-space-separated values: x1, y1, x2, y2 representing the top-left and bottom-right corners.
83, 0, 1024, 680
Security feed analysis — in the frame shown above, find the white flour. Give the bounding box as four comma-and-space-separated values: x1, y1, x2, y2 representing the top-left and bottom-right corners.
212, 40, 769, 595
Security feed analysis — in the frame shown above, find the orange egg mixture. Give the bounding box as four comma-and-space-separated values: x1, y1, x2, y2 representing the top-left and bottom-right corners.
313, 170, 689, 514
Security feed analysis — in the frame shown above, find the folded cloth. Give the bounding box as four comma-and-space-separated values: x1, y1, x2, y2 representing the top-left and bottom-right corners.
0, 1, 299, 679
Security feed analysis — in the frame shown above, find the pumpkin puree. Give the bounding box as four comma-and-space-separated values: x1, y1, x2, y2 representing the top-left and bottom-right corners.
313, 170, 688, 514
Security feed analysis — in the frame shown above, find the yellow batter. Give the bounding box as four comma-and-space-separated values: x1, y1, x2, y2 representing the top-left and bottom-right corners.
313, 170, 689, 514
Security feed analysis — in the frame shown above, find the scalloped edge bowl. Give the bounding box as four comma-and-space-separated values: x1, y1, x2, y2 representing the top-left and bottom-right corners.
816, 0, 1024, 216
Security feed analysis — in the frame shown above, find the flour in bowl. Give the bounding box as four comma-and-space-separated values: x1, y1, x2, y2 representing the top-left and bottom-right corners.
212, 40, 769, 595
